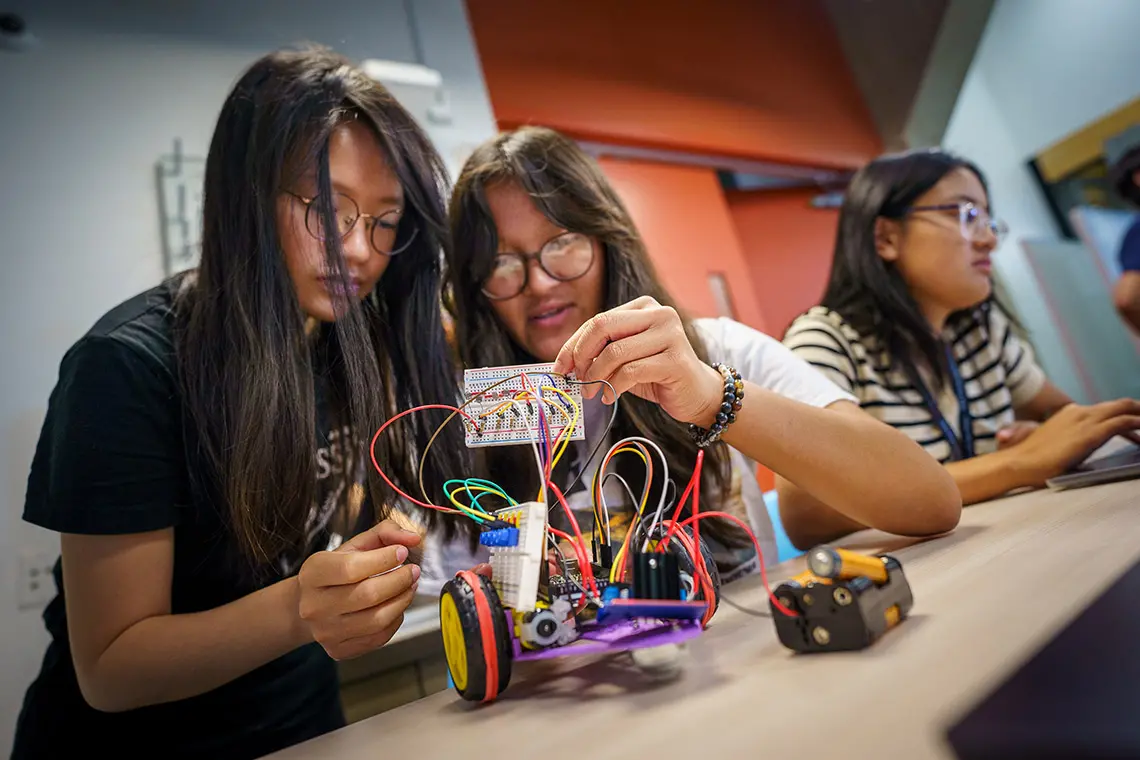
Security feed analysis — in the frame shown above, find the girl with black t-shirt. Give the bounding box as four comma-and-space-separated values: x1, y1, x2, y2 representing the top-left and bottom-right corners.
13, 46, 470, 759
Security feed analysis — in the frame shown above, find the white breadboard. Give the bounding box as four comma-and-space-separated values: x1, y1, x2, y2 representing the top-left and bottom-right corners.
462, 363, 585, 449
488, 501, 547, 612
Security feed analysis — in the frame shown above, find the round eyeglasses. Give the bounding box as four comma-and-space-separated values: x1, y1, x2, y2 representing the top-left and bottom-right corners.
481, 232, 596, 301
906, 201, 1008, 243
286, 191, 417, 256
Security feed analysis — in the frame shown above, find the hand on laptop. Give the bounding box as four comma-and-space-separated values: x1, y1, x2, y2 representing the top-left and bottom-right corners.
1007, 399, 1140, 485
996, 421, 1039, 449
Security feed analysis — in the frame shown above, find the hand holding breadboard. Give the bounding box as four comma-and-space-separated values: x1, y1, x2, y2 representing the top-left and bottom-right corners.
462, 363, 586, 449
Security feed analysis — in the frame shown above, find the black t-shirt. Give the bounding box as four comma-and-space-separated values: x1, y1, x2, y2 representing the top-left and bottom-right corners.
13, 282, 358, 759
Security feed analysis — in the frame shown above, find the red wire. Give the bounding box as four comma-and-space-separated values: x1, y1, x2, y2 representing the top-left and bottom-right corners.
643, 450, 715, 626
368, 404, 480, 511
680, 510, 799, 617
657, 519, 717, 626
662, 451, 701, 546
547, 525, 594, 613
547, 482, 598, 597
690, 451, 705, 617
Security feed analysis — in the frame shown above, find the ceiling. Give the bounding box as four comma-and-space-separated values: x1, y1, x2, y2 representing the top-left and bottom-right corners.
725, 0, 995, 195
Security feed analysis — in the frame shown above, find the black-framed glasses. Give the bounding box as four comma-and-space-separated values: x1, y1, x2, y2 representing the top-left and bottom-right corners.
906, 201, 1009, 243
285, 191, 417, 256
481, 232, 596, 300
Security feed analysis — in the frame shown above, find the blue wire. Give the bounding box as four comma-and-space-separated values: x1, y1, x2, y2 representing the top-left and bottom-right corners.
541, 373, 575, 413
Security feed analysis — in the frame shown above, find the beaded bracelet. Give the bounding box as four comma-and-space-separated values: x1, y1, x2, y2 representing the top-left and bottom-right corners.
687, 362, 743, 448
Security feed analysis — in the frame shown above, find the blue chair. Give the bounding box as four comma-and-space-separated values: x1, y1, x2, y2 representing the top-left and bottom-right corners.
763, 490, 803, 564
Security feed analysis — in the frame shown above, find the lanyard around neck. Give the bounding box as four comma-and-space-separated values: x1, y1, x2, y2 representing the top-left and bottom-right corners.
907, 342, 975, 461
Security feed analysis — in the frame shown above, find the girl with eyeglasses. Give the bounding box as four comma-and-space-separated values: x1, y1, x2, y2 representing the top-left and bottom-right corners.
783, 149, 1140, 547
431, 126, 960, 589
13, 47, 471, 759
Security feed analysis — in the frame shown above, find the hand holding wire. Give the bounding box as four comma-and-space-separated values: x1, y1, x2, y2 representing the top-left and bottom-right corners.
552, 296, 726, 427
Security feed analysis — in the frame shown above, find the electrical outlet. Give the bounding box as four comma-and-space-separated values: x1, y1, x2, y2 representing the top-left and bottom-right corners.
17, 550, 57, 611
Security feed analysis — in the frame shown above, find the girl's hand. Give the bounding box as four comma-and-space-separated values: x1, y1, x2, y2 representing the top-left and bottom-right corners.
996, 420, 1039, 449
296, 519, 422, 660
1008, 399, 1140, 485
552, 296, 724, 426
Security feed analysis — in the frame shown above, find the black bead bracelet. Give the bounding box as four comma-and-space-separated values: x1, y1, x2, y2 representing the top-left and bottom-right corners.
687, 362, 743, 448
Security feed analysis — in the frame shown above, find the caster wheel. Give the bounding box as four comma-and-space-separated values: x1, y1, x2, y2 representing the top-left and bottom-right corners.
440, 570, 513, 702
630, 642, 688, 681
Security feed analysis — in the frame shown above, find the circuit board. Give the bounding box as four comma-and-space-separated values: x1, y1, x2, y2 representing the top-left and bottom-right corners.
481, 501, 548, 612
549, 570, 611, 607
461, 363, 586, 449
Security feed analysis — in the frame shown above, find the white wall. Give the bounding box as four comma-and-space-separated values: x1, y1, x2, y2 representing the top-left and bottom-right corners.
942, 0, 1140, 400
0, 0, 496, 751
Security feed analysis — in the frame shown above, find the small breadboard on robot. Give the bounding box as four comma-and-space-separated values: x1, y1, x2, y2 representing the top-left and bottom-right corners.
480, 501, 547, 612
462, 363, 586, 449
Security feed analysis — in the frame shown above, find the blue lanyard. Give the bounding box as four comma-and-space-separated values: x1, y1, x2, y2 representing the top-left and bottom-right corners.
909, 343, 975, 461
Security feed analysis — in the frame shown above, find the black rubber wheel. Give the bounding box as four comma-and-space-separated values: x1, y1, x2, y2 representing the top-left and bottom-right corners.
439, 572, 513, 702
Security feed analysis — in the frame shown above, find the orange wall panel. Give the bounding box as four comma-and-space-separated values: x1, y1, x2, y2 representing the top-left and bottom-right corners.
598, 157, 767, 334
726, 189, 839, 338
465, 0, 882, 169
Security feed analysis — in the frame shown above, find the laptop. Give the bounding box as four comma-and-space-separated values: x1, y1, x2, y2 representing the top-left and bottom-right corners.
1045, 442, 1140, 491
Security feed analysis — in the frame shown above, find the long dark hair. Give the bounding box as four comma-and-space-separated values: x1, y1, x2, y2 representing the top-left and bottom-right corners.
175, 45, 468, 568
443, 126, 748, 552
816, 148, 997, 381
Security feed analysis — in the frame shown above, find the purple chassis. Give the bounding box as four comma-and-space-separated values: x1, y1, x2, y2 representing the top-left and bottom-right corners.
509, 598, 708, 662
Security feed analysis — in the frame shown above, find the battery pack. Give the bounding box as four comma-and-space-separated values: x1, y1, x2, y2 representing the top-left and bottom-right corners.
770, 553, 913, 652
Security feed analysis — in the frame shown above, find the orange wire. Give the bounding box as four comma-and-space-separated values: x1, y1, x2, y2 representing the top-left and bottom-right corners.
594, 443, 653, 526
369, 404, 480, 512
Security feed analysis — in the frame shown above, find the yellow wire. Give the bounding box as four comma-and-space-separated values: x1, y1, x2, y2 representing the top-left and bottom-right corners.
446, 483, 511, 509
540, 386, 580, 473
447, 500, 493, 523
591, 445, 650, 532
444, 485, 507, 522
479, 390, 533, 419
596, 444, 653, 583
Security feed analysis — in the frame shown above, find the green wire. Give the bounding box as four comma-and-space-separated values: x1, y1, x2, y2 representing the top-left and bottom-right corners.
465, 478, 519, 505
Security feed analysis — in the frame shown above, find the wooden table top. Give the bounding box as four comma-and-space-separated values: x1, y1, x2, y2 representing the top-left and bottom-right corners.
268, 475, 1140, 760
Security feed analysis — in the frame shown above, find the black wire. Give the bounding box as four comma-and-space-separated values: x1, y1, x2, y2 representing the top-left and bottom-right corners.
600, 471, 640, 542
719, 592, 772, 618
557, 377, 618, 553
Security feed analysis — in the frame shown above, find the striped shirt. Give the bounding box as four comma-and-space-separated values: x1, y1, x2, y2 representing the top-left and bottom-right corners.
783, 305, 1047, 463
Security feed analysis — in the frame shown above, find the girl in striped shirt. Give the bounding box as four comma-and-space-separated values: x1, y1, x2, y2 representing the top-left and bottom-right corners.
784, 149, 1140, 548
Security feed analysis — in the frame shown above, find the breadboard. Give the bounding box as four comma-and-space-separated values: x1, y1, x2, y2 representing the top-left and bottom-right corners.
462, 363, 585, 449
488, 501, 547, 612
